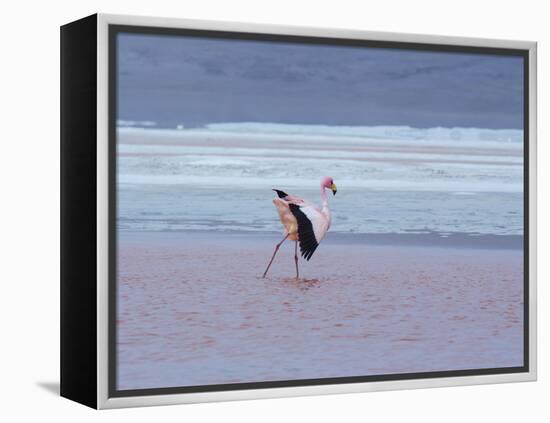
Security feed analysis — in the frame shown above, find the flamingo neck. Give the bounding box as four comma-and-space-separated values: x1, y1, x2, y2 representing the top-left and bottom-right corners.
320, 185, 329, 206
320, 185, 330, 217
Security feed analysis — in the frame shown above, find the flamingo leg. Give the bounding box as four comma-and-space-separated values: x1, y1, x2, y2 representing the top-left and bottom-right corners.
294, 240, 299, 280
262, 234, 289, 278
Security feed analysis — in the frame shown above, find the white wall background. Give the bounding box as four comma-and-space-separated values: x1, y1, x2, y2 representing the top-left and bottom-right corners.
1, 0, 546, 421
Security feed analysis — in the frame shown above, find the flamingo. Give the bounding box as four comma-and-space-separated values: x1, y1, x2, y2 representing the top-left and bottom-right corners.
262, 176, 337, 279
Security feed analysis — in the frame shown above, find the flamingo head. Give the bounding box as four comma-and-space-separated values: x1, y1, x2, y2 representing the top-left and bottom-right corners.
321, 176, 337, 196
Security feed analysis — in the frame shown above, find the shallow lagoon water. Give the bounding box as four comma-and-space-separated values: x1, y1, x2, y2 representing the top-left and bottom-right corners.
117, 125, 523, 236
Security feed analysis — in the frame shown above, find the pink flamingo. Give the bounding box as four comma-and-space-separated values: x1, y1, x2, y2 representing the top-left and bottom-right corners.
262, 176, 337, 279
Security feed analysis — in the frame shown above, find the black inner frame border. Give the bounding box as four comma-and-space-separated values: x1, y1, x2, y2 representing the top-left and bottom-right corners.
108, 23, 530, 398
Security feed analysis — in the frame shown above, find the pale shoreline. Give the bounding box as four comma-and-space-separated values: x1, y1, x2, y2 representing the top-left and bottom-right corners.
118, 230, 523, 250
116, 230, 524, 390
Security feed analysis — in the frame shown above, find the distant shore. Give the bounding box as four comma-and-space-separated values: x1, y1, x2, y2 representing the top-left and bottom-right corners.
117, 126, 523, 168
116, 230, 524, 390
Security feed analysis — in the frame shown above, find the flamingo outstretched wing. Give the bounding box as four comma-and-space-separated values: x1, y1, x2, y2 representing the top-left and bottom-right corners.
288, 203, 329, 261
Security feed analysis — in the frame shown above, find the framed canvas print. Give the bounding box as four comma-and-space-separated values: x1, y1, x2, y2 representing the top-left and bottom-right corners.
60, 14, 537, 409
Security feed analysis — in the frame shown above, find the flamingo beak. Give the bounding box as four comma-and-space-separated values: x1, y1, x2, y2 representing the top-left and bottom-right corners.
330, 183, 337, 195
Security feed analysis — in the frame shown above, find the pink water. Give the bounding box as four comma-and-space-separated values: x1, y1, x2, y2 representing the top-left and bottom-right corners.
117, 232, 523, 390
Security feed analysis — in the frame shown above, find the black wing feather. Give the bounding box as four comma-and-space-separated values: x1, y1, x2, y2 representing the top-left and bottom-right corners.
273, 189, 288, 199
288, 204, 319, 261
